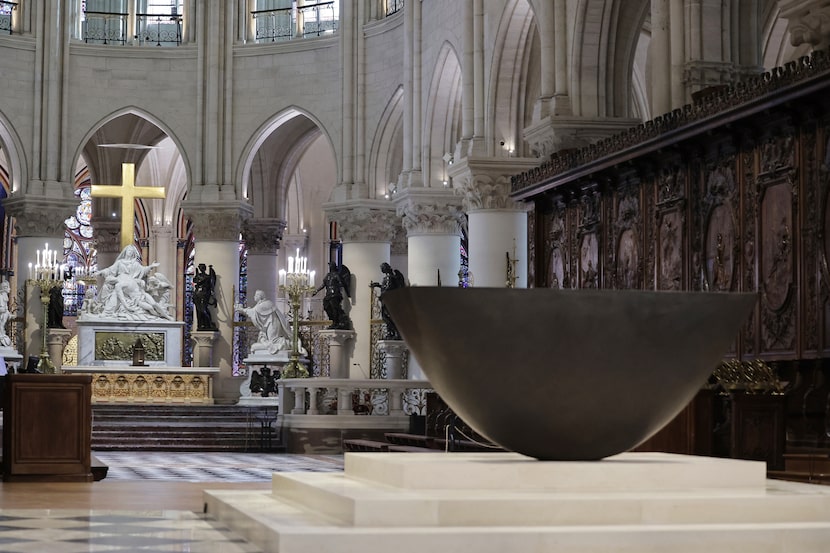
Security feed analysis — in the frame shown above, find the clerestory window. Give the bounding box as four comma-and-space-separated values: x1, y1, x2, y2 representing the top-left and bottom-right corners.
251, 0, 338, 44
0, 1, 17, 36
78, 0, 184, 46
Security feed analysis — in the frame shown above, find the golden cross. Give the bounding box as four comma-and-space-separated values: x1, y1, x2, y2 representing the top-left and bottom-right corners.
91, 163, 166, 251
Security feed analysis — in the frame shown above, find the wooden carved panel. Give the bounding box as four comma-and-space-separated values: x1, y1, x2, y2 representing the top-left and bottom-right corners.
579, 232, 599, 288
703, 164, 738, 292
759, 173, 797, 352
658, 210, 683, 290
614, 185, 642, 289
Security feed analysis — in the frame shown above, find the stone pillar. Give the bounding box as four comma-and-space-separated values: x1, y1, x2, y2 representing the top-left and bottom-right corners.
4, 197, 76, 362
92, 219, 121, 270
651, 0, 672, 117
448, 158, 539, 288
242, 218, 286, 299
191, 330, 219, 367
325, 203, 398, 378
47, 328, 72, 373
150, 224, 177, 307
396, 191, 465, 287
318, 329, 355, 378
377, 340, 408, 380
183, 201, 252, 404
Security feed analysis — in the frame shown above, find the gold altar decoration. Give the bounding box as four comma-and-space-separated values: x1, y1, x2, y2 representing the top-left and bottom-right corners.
91, 163, 166, 251
89, 372, 212, 403
710, 359, 785, 394
278, 251, 315, 379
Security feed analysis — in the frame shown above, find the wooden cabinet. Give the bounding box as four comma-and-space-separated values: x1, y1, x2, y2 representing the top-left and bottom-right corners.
2, 374, 93, 482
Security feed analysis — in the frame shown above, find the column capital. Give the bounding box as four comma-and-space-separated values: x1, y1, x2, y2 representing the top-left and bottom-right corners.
779, 0, 830, 50
181, 200, 254, 241
91, 220, 122, 256
324, 201, 400, 243
522, 116, 641, 158
394, 190, 466, 237
242, 218, 287, 254
3, 195, 77, 237
448, 156, 540, 212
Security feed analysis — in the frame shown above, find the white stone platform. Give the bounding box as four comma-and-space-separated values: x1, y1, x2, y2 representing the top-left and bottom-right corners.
204, 452, 830, 553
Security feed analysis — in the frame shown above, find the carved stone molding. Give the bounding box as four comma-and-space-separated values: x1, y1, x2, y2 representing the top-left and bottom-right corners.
242, 218, 287, 254
182, 201, 254, 241
448, 157, 539, 212
779, 1, 830, 49
396, 198, 466, 236
325, 204, 400, 242
523, 116, 642, 158
4, 196, 77, 237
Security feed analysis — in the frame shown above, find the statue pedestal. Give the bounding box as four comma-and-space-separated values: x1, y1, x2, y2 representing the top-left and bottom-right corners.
0, 346, 22, 372
377, 340, 408, 380
47, 328, 73, 373
238, 352, 293, 406
318, 329, 355, 378
77, 319, 185, 367
190, 330, 219, 367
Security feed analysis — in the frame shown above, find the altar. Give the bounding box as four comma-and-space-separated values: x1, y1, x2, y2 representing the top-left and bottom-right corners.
62, 365, 219, 404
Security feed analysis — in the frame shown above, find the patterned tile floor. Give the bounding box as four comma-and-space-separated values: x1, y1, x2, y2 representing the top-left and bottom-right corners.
0, 452, 346, 552
94, 451, 345, 482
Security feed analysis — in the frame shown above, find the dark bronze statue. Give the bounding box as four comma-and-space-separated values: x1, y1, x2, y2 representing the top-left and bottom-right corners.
47, 286, 65, 329
193, 263, 218, 331
314, 261, 352, 330
369, 262, 406, 340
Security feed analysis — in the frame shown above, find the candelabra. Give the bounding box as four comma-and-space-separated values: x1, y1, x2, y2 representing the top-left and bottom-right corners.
278, 254, 316, 378
27, 243, 66, 374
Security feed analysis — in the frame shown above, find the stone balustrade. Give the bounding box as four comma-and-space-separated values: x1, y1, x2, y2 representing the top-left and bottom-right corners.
278, 378, 431, 417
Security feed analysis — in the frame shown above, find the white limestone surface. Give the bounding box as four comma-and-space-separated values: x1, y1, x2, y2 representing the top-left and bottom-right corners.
204, 452, 830, 553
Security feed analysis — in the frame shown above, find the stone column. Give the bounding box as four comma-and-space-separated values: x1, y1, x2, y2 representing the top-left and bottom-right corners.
150, 224, 177, 309
4, 197, 76, 362
377, 340, 408, 380
242, 218, 286, 299
183, 200, 252, 404
325, 203, 399, 378
396, 191, 465, 287
448, 158, 539, 288
191, 330, 220, 367
651, 0, 672, 117
47, 328, 72, 373
92, 219, 121, 270
318, 329, 355, 378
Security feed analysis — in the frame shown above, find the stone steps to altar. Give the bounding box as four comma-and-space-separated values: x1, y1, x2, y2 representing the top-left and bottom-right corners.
91, 404, 283, 452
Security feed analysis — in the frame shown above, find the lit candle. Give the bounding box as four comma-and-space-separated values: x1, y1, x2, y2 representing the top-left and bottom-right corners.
28, 262, 32, 280
279, 269, 286, 286
288, 256, 294, 273
36, 250, 40, 267
309, 270, 315, 288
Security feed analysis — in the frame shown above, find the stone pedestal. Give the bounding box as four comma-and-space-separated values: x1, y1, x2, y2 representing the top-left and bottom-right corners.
319, 329, 355, 378
377, 340, 407, 379
190, 330, 219, 367
0, 346, 23, 372
238, 352, 292, 406
76, 319, 185, 367
46, 328, 73, 373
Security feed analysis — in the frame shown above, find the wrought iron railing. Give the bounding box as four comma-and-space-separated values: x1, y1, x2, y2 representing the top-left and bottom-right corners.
0, 0, 16, 35
386, 0, 404, 16
136, 12, 182, 46
83, 10, 128, 45
252, 6, 294, 42
298, 1, 337, 38
251, 1, 337, 43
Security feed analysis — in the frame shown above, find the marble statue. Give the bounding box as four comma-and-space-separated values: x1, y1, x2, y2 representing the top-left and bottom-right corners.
79, 245, 174, 321
235, 290, 297, 356
0, 280, 12, 347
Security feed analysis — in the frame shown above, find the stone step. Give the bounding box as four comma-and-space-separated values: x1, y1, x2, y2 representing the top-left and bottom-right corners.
90, 404, 282, 452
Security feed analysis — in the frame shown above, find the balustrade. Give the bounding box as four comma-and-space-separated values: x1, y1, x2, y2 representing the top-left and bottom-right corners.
136, 12, 182, 47
82, 10, 128, 45
252, 1, 337, 43
279, 378, 430, 418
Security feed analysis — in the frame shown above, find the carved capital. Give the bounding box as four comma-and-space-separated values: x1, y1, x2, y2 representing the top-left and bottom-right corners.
326, 204, 400, 242
182, 201, 254, 241
448, 157, 540, 212
779, 1, 830, 49
3, 196, 77, 237
396, 198, 466, 237
242, 218, 287, 254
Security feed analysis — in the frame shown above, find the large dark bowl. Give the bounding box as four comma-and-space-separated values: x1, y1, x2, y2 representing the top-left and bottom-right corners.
383, 287, 755, 461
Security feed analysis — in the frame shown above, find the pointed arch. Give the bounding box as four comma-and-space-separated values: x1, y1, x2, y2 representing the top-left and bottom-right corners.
423, 41, 462, 188
0, 109, 29, 194
368, 86, 404, 199
488, 0, 537, 157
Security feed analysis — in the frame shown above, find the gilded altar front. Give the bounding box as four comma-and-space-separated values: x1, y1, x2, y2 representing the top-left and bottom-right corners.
62, 366, 219, 404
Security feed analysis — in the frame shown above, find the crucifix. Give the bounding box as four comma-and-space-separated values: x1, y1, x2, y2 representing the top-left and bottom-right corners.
91, 163, 166, 251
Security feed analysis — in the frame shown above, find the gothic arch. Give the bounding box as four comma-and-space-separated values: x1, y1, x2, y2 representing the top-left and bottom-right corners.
0, 109, 29, 195
368, 86, 404, 200
488, 0, 537, 157
238, 107, 336, 221
423, 42, 462, 188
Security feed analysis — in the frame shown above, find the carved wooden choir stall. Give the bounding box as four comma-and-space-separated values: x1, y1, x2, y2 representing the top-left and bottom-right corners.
511, 49, 830, 475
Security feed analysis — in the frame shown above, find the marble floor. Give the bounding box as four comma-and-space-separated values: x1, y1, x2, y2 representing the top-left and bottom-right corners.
0, 452, 345, 552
